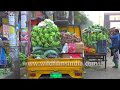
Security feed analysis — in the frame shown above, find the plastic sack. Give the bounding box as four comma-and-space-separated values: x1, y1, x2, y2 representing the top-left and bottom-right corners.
0, 48, 7, 65
69, 54, 81, 58
68, 43, 76, 53
61, 43, 68, 53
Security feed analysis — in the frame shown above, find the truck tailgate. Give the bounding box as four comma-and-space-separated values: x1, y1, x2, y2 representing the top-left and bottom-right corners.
27, 58, 84, 79
27, 58, 83, 70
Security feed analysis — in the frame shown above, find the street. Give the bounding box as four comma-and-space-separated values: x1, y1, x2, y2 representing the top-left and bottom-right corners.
84, 52, 120, 79
20, 53, 120, 79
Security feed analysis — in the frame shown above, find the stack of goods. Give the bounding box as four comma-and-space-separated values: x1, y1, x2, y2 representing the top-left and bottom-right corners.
7, 52, 27, 67
31, 19, 61, 48
31, 19, 61, 59
31, 19, 84, 59
61, 32, 81, 45
82, 25, 109, 54
84, 46, 96, 54
32, 47, 60, 59
61, 32, 84, 58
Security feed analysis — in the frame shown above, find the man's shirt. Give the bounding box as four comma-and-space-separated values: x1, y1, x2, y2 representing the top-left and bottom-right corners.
111, 34, 120, 48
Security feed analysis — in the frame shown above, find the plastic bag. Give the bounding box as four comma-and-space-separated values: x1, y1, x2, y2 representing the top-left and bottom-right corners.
68, 43, 76, 53
61, 43, 68, 53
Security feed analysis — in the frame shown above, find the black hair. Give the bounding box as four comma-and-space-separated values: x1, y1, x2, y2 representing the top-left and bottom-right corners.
115, 29, 119, 33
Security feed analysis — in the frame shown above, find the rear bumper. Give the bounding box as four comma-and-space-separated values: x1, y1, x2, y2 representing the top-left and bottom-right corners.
28, 74, 84, 79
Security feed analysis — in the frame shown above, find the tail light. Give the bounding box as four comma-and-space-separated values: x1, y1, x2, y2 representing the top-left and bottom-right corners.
30, 73, 36, 77
74, 71, 82, 76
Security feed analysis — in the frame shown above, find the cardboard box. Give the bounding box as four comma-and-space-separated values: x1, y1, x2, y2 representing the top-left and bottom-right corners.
75, 42, 84, 53
61, 53, 81, 58
67, 42, 84, 54
61, 54, 70, 58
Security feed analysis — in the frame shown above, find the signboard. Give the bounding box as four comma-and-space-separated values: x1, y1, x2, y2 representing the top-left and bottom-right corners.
3, 24, 10, 38
21, 14, 27, 28
8, 12, 15, 26
21, 28, 29, 41
9, 26, 17, 46
34, 11, 42, 18
2, 18, 9, 24
21, 11, 27, 15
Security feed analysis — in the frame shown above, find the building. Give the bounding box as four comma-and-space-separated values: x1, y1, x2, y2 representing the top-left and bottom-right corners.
104, 12, 120, 29
85, 11, 120, 29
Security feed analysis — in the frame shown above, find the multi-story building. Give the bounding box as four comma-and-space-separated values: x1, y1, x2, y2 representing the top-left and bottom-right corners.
104, 12, 120, 29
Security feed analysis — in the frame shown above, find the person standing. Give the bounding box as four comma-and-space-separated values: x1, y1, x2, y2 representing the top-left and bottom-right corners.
0, 38, 7, 66
110, 29, 120, 68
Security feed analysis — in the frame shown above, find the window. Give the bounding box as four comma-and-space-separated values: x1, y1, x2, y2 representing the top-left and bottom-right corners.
109, 15, 120, 20
110, 22, 120, 29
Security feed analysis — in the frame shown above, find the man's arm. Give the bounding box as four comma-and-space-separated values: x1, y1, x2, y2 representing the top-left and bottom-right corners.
111, 35, 117, 39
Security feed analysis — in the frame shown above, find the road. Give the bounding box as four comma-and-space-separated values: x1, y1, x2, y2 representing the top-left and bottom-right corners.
84, 53, 120, 79
21, 52, 120, 79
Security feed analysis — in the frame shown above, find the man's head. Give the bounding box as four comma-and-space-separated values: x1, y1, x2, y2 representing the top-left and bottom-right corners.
114, 29, 119, 34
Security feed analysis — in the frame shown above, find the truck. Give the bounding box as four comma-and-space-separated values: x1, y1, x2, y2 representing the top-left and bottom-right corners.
27, 20, 84, 79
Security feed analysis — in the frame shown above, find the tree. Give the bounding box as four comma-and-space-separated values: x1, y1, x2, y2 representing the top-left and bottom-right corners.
74, 11, 86, 25
53, 11, 68, 20
74, 11, 93, 29
52, 11, 93, 29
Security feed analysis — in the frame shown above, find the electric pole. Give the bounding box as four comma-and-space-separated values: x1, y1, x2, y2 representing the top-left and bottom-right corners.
72, 11, 74, 24
8, 11, 20, 79
20, 11, 31, 56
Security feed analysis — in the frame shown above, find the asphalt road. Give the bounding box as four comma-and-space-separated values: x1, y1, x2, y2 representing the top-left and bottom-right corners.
21, 52, 120, 79
84, 53, 120, 79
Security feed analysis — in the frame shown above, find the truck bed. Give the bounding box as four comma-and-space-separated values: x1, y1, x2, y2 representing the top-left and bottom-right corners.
27, 57, 84, 79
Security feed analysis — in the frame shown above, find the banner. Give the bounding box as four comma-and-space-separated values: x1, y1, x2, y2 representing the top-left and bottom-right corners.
9, 26, 17, 46
2, 18, 9, 24
3, 24, 10, 38
21, 28, 29, 41
34, 11, 42, 18
21, 14, 27, 28
8, 13, 15, 26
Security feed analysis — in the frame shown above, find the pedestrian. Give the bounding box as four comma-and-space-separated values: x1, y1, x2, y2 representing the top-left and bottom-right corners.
110, 29, 120, 68
0, 38, 7, 67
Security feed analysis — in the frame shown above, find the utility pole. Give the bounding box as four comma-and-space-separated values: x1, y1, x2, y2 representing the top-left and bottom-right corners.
68, 11, 74, 24
8, 11, 20, 79
27, 11, 32, 56
72, 11, 74, 24
20, 11, 31, 56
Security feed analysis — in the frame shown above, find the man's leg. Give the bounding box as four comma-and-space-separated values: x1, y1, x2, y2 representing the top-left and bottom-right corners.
115, 60, 118, 68
113, 51, 119, 68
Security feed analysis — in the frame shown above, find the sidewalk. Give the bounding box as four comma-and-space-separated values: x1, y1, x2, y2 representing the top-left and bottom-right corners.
84, 53, 120, 79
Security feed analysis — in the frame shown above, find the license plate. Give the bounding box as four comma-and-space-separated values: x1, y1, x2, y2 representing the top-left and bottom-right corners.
50, 72, 62, 78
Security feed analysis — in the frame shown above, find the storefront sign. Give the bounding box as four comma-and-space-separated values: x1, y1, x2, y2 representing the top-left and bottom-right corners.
3, 24, 10, 38
2, 18, 9, 24
21, 28, 29, 41
21, 14, 27, 28
21, 11, 27, 15
34, 11, 42, 18
8, 12, 15, 26
9, 26, 17, 46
